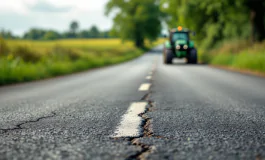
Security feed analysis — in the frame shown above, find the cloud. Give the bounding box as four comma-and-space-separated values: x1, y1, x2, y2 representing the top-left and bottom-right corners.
0, 10, 112, 35
0, 0, 113, 35
28, 0, 73, 12
0, 12, 35, 34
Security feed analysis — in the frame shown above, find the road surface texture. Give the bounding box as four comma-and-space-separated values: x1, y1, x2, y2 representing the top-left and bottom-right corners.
0, 46, 265, 160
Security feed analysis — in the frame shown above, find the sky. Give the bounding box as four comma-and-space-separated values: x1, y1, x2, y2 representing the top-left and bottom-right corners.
0, 0, 113, 35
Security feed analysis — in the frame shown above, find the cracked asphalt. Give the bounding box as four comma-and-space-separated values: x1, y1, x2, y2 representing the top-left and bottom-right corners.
1, 46, 265, 160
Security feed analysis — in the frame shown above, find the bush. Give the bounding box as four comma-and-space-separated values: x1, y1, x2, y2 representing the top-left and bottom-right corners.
13, 45, 41, 62
213, 40, 250, 54
0, 38, 163, 85
232, 52, 265, 73
49, 45, 82, 61
0, 37, 9, 56
200, 40, 265, 74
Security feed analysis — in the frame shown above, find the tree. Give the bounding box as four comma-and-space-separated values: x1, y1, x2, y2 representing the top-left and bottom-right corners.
62, 31, 75, 39
23, 28, 46, 40
101, 31, 110, 38
89, 25, 100, 38
248, 0, 265, 42
161, 0, 265, 47
70, 21, 79, 34
0, 30, 17, 39
105, 0, 162, 48
78, 30, 91, 38
43, 30, 60, 40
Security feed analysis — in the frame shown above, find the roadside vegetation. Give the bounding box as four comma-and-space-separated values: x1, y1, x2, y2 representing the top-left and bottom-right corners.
0, 38, 164, 85
1, 0, 264, 86
161, 0, 265, 74
199, 40, 265, 74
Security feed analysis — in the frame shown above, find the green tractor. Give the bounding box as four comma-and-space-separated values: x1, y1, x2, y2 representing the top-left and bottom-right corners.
163, 26, 197, 64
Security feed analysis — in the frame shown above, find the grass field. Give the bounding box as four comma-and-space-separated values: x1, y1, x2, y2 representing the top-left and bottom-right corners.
199, 40, 265, 74
0, 38, 164, 85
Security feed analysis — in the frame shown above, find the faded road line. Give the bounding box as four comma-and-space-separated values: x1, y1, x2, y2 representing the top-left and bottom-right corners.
138, 83, 151, 91
112, 102, 148, 137
146, 76, 152, 80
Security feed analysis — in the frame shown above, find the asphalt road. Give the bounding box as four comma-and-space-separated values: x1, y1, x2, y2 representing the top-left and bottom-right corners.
0, 46, 265, 160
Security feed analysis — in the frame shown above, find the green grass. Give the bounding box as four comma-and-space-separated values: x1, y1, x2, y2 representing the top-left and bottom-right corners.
200, 40, 265, 74
0, 38, 164, 85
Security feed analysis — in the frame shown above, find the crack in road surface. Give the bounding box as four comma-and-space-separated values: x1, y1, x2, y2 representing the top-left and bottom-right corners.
123, 65, 163, 160
126, 138, 155, 160
126, 100, 155, 160
141, 93, 151, 101
0, 112, 56, 133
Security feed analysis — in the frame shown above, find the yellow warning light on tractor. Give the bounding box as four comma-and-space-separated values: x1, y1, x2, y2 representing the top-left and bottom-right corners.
177, 26, 183, 31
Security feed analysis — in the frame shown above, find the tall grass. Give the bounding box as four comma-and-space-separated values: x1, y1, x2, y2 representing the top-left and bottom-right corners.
0, 38, 164, 85
200, 40, 265, 74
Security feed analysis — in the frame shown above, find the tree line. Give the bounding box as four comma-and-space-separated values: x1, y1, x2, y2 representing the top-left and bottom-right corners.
106, 0, 265, 48
2, 0, 264, 48
160, 0, 265, 48
0, 21, 114, 40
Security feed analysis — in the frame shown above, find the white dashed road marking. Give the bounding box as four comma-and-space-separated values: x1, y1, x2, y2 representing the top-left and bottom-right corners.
146, 76, 152, 80
138, 83, 151, 91
112, 67, 155, 138
112, 102, 148, 137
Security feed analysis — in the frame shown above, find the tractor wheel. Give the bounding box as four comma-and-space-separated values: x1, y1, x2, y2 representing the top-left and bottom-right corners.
187, 48, 198, 64
164, 50, 174, 64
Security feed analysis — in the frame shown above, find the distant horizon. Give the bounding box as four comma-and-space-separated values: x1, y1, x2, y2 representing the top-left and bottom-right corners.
0, 0, 113, 36
0, 23, 112, 37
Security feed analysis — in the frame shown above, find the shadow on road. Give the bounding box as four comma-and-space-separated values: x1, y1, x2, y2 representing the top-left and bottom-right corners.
169, 62, 207, 66
147, 48, 208, 66
167, 59, 208, 66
